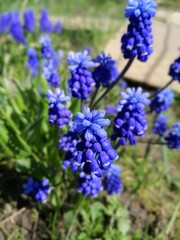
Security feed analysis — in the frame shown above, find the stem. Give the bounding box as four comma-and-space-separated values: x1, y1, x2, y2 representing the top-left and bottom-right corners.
165, 201, 180, 236
80, 99, 84, 112
89, 87, 99, 108
91, 58, 135, 109
150, 78, 174, 99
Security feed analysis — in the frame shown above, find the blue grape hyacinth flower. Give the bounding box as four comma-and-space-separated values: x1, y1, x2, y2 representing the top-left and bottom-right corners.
67, 50, 94, 72
40, 9, 53, 33
150, 88, 174, 114
152, 115, 168, 137
42, 59, 60, 87
46, 88, 72, 128
24, 9, 36, 32
92, 51, 119, 88
67, 50, 95, 99
78, 172, 103, 197
58, 131, 80, 171
0, 13, 10, 33
39, 35, 54, 59
112, 87, 150, 145
121, 0, 157, 62
22, 178, 51, 203
169, 56, 180, 82
165, 123, 180, 149
26, 48, 39, 77
103, 164, 123, 195
72, 107, 110, 141
9, 12, 26, 44
53, 21, 62, 33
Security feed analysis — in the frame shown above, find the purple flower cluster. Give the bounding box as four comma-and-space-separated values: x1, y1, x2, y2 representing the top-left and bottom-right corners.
22, 177, 51, 203
103, 164, 123, 195
152, 115, 168, 137
40, 9, 53, 33
112, 87, 150, 145
46, 88, 72, 128
78, 172, 103, 197
92, 51, 119, 88
0, 12, 11, 33
26, 48, 39, 77
71, 107, 118, 177
40, 36, 61, 87
165, 123, 180, 149
150, 88, 174, 114
9, 12, 26, 44
58, 131, 80, 171
67, 50, 95, 99
24, 9, 36, 32
121, 0, 156, 61
169, 56, 180, 82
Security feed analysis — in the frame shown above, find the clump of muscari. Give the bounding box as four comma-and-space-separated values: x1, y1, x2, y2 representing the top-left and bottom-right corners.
112, 87, 150, 145
77, 172, 103, 197
24, 9, 36, 32
67, 50, 95, 100
26, 48, 39, 77
40, 8, 53, 33
103, 164, 123, 195
165, 123, 180, 149
150, 88, 174, 114
58, 131, 80, 171
121, 0, 157, 61
169, 56, 180, 82
9, 12, 26, 44
40, 36, 61, 87
71, 107, 118, 177
45, 88, 72, 128
152, 115, 168, 137
92, 51, 119, 88
22, 177, 51, 203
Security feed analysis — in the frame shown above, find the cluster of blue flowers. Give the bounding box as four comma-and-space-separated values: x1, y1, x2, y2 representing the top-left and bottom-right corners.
112, 87, 150, 145
103, 164, 123, 195
169, 56, 180, 82
40, 36, 61, 87
22, 177, 51, 203
165, 123, 180, 149
121, 0, 157, 61
71, 107, 118, 176
152, 115, 168, 137
92, 51, 119, 88
67, 50, 95, 99
0, 8, 62, 44
78, 172, 103, 197
45, 88, 72, 128
150, 88, 174, 113
26, 48, 39, 77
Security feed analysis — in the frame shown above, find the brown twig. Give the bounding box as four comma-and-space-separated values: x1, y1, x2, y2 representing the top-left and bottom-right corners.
0, 208, 26, 226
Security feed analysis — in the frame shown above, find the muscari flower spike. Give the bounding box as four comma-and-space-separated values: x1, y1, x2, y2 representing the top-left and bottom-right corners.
152, 114, 168, 137
42, 59, 60, 87
53, 21, 62, 33
9, 12, 26, 44
121, 0, 157, 62
24, 9, 36, 32
39, 35, 54, 59
92, 51, 119, 88
22, 177, 51, 203
150, 88, 174, 114
169, 56, 180, 82
40, 8, 53, 33
78, 172, 103, 197
67, 50, 95, 100
103, 164, 123, 195
0, 13, 10, 33
26, 48, 39, 77
112, 87, 150, 145
46, 88, 72, 128
165, 123, 180, 149
72, 107, 110, 141
58, 131, 80, 171
71, 107, 118, 177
